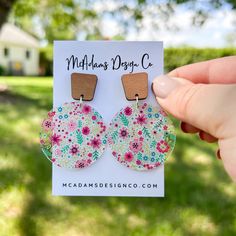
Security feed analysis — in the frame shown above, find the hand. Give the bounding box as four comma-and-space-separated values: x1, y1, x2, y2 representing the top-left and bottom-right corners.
152, 56, 236, 182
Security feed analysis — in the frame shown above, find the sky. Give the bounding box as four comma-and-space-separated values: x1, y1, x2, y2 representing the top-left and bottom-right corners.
99, 3, 236, 48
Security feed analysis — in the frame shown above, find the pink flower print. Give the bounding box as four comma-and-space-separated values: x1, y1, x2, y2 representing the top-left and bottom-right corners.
124, 106, 132, 116
163, 125, 168, 130
55, 149, 62, 156
124, 152, 134, 162
51, 133, 62, 146
108, 137, 114, 145
156, 140, 170, 153
90, 138, 101, 149
129, 139, 142, 154
68, 120, 77, 132
155, 162, 161, 167
40, 139, 45, 145
136, 159, 142, 165
82, 105, 91, 114
48, 111, 55, 117
42, 119, 52, 131
136, 114, 147, 125
75, 160, 88, 168
102, 125, 106, 132
160, 110, 167, 117
82, 126, 90, 135
119, 127, 128, 139
69, 144, 79, 156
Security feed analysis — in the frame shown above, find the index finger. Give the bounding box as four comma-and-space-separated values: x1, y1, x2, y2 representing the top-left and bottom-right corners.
168, 56, 236, 84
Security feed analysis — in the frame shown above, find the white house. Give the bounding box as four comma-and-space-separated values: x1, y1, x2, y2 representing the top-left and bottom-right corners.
0, 23, 40, 75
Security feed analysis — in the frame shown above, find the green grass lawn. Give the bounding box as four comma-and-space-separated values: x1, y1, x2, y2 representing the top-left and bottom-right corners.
0, 76, 235, 236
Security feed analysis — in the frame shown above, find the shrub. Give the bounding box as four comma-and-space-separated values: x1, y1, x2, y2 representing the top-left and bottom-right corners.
164, 47, 236, 72
39, 45, 53, 76
0, 65, 5, 75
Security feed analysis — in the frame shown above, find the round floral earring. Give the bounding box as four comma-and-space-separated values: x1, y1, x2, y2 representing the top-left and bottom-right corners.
39, 73, 107, 169
107, 72, 176, 171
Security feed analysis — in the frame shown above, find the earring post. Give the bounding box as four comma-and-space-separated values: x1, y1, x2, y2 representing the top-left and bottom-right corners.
135, 94, 139, 109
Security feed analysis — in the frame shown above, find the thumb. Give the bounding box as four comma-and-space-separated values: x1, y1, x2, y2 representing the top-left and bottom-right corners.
152, 75, 236, 139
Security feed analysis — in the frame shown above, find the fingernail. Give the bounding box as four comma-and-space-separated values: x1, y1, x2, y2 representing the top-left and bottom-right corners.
199, 131, 204, 141
151, 82, 154, 94
217, 149, 221, 160
152, 75, 181, 99
180, 122, 188, 133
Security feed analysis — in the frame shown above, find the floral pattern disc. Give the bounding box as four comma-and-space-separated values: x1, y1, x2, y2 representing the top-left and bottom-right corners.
40, 110, 54, 161
40, 102, 107, 169
108, 102, 176, 171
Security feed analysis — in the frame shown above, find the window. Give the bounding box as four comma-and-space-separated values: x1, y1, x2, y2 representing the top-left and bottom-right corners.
26, 50, 31, 59
4, 47, 9, 57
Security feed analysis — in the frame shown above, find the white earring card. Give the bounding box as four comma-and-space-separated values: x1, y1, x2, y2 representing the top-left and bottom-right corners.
53, 41, 164, 197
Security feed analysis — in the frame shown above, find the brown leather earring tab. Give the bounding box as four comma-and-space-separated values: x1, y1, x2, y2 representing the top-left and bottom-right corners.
71, 73, 97, 101
121, 72, 148, 101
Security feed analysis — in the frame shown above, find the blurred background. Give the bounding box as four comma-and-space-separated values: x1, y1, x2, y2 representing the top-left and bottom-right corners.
0, 0, 235, 235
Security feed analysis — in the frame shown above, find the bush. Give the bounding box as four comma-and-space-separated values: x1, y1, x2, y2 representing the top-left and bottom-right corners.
39, 45, 53, 76
164, 47, 236, 72
0, 65, 5, 75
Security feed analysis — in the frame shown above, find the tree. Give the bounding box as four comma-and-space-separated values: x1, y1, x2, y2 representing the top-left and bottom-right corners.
5, 0, 236, 43
9, 0, 102, 43
0, 0, 16, 27
0, 0, 16, 91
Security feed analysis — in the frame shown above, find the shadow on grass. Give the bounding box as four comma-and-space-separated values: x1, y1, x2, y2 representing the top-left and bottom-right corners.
0, 88, 235, 236
0, 87, 52, 111
65, 135, 235, 236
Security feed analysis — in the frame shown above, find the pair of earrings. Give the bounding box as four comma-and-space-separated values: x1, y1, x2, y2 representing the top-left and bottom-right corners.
40, 72, 176, 171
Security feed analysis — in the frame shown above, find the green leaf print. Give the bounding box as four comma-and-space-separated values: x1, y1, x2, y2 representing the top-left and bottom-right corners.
119, 113, 129, 126
93, 150, 99, 160
76, 130, 83, 144
142, 127, 151, 138
137, 152, 142, 160
61, 145, 69, 153
111, 130, 119, 142
42, 148, 52, 158
164, 132, 176, 145
154, 120, 163, 129
150, 140, 157, 148
78, 120, 82, 128
94, 111, 100, 117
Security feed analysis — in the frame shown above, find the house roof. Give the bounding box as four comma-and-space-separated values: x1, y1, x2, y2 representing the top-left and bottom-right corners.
0, 23, 40, 48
